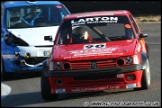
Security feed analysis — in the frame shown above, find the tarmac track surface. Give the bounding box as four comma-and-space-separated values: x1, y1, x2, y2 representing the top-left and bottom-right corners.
1, 23, 161, 107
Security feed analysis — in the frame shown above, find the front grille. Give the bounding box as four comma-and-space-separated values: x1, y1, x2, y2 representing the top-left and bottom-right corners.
97, 59, 116, 68
70, 59, 116, 70
70, 61, 91, 70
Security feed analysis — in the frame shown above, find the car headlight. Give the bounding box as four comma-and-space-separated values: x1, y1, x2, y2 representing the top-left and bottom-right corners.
49, 61, 54, 71
4, 32, 29, 46
133, 55, 140, 64
14, 37, 29, 46
125, 57, 133, 65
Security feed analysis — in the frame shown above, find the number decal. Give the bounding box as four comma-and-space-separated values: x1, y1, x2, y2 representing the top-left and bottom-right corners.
85, 45, 93, 49
96, 44, 105, 48
84, 43, 106, 49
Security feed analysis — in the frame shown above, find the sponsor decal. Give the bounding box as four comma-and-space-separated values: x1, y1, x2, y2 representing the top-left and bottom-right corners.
63, 45, 124, 59
71, 85, 120, 92
126, 84, 136, 89
56, 5, 62, 8
71, 17, 118, 26
125, 24, 131, 29
55, 89, 66, 94
69, 47, 118, 56
63, 46, 123, 59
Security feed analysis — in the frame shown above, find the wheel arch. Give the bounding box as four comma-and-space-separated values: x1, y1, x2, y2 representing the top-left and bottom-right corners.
140, 52, 149, 70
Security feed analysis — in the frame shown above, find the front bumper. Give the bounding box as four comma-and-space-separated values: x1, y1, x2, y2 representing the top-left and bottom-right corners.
47, 64, 144, 94
17, 46, 52, 57
47, 64, 142, 77
49, 71, 143, 94
2, 56, 44, 73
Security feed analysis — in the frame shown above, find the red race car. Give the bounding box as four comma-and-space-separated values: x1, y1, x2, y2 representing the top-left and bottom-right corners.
41, 10, 150, 100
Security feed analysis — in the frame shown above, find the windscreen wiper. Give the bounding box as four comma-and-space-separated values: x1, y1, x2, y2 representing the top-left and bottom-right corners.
109, 36, 132, 40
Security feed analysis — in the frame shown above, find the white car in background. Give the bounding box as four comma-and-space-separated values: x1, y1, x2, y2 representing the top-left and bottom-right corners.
1, 1, 70, 79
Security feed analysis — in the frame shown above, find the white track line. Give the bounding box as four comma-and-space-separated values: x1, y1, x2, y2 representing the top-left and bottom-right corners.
1, 83, 11, 100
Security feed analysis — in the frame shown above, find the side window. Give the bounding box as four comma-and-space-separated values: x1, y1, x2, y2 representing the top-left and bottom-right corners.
129, 15, 140, 37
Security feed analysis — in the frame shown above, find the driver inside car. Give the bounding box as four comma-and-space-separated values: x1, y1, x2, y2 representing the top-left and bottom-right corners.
70, 26, 92, 44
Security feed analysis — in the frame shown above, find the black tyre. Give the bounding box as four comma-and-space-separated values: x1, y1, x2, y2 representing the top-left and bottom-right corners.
134, 59, 151, 90
41, 69, 59, 101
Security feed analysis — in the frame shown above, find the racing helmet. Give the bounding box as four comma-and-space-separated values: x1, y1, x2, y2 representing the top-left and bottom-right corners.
71, 26, 92, 43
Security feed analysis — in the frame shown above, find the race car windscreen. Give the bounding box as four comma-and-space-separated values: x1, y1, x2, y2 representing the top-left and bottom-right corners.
5, 5, 69, 28
57, 16, 135, 45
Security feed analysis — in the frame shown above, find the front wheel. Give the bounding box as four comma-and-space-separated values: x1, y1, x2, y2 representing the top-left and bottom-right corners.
41, 69, 59, 101
134, 59, 151, 90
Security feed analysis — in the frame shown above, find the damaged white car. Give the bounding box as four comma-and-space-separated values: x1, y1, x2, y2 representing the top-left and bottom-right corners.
1, 1, 70, 79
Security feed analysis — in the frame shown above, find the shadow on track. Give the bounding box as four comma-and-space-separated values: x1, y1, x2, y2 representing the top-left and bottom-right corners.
1, 89, 136, 107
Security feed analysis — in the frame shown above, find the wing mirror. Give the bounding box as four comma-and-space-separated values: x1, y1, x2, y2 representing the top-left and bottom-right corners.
139, 33, 148, 38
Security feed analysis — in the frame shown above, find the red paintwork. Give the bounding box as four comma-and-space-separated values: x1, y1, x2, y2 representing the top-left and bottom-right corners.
47, 10, 148, 94
52, 39, 137, 61
48, 71, 143, 93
